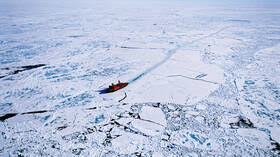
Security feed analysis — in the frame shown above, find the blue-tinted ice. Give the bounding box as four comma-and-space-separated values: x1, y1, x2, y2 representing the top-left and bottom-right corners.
0, 0, 280, 156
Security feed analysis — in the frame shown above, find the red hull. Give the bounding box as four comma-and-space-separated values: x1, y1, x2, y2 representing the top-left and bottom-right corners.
105, 82, 128, 93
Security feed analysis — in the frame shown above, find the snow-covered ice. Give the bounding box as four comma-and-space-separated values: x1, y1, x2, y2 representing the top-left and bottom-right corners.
0, 0, 280, 156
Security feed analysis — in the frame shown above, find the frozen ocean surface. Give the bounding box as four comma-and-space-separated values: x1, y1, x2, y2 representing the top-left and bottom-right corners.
0, 0, 280, 156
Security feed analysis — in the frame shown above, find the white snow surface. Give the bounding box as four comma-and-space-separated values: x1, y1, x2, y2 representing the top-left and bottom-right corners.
0, 0, 280, 156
